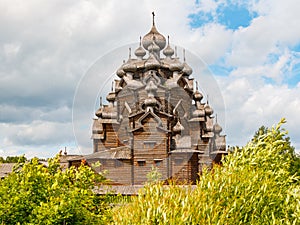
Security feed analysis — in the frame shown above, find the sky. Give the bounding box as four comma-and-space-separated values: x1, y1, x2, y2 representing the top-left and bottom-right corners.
0, 0, 300, 159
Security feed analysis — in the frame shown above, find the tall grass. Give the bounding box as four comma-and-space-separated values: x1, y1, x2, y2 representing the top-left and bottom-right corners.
112, 119, 300, 224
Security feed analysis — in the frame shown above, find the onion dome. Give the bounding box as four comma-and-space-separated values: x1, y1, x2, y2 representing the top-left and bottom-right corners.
106, 92, 116, 103
163, 45, 174, 58
148, 41, 160, 54
145, 53, 161, 69
192, 108, 205, 118
116, 67, 126, 78
144, 80, 159, 110
142, 13, 166, 51
182, 62, 193, 75
204, 103, 213, 115
145, 80, 158, 93
144, 96, 158, 107
163, 36, 174, 58
95, 96, 103, 117
182, 49, 192, 75
213, 123, 222, 134
122, 48, 137, 73
135, 36, 146, 59
173, 120, 184, 134
169, 58, 184, 71
193, 90, 203, 101
122, 61, 137, 73
95, 107, 103, 117
135, 46, 146, 59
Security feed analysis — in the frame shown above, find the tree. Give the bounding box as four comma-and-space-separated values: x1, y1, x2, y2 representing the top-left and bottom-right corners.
0, 155, 110, 225
252, 121, 300, 177
113, 119, 300, 224
0, 155, 27, 163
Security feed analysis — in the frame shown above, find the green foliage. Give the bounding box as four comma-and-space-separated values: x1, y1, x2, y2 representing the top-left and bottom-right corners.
113, 119, 300, 224
146, 166, 162, 183
0, 155, 27, 163
0, 155, 111, 225
250, 120, 300, 178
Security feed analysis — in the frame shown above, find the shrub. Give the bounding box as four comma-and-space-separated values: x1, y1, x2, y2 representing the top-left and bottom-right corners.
0, 155, 110, 225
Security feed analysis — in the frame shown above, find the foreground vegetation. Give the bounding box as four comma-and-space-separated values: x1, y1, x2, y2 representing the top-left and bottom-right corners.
0, 156, 111, 224
113, 119, 300, 224
0, 119, 299, 224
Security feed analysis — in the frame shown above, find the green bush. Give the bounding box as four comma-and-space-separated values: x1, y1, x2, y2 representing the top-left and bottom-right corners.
0, 155, 110, 225
113, 119, 300, 224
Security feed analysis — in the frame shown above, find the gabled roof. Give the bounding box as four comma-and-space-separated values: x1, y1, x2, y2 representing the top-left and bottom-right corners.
0, 163, 16, 178
131, 110, 170, 133
85, 146, 131, 160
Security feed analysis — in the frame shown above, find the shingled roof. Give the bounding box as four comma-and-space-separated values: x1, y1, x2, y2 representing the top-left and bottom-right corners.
85, 146, 131, 160
0, 163, 16, 178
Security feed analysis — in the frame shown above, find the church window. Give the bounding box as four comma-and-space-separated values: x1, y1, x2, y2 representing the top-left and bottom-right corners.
137, 160, 146, 166
143, 141, 156, 149
154, 159, 163, 166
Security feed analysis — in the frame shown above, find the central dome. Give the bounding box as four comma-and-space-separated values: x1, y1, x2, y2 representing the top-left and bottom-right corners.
142, 14, 166, 51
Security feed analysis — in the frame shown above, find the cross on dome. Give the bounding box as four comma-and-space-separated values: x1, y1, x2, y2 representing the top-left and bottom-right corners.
142, 12, 166, 51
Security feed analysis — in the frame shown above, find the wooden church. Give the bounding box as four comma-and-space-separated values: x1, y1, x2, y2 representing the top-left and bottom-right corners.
85, 14, 227, 185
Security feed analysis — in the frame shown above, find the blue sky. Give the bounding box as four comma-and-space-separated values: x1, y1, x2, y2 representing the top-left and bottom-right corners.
189, 1, 258, 30
0, 0, 300, 158
189, 1, 300, 88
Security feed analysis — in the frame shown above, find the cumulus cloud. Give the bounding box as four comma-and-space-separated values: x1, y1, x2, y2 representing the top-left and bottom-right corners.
218, 75, 300, 151
227, 0, 300, 68
188, 23, 233, 64
0, 0, 299, 158
0, 120, 76, 158
9, 121, 73, 146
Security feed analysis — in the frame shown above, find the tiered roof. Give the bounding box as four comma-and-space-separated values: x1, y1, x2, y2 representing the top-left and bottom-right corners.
92, 13, 226, 159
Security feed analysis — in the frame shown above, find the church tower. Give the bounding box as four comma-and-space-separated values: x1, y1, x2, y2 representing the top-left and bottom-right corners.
90, 13, 226, 184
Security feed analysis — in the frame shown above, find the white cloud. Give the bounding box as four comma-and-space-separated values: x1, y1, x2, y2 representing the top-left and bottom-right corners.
218, 75, 300, 151
2, 121, 73, 146
3, 42, 21, 59
188, 23, 233, 64
0, 120, 78, 158
0, 0, 299, 158
227, 0, 300, 68
253, 0, 300, 46
229, 48, 293, 84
